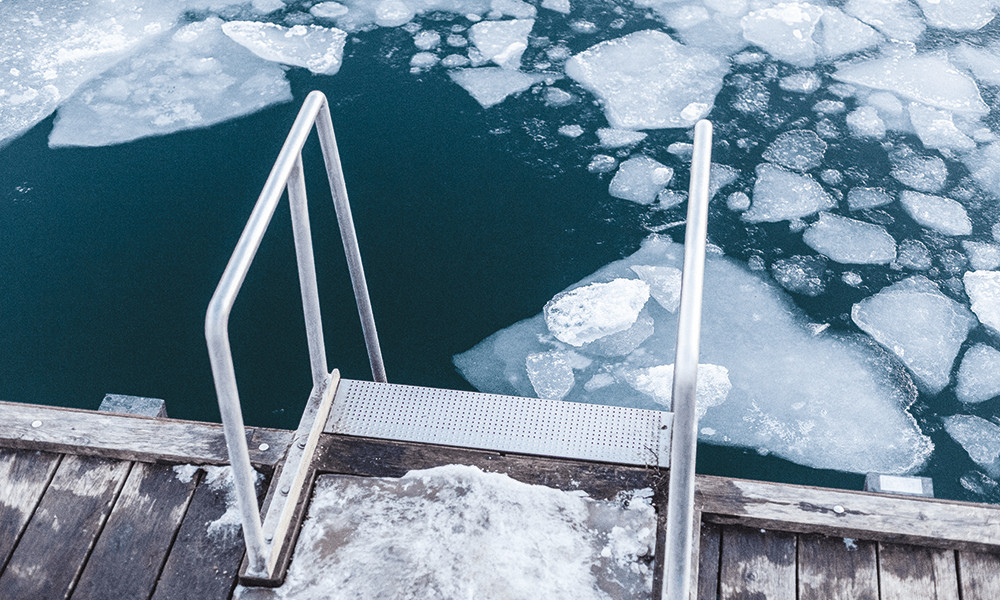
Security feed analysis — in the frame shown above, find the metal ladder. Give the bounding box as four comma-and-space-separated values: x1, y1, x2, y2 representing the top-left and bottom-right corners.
205, 90, 712, 600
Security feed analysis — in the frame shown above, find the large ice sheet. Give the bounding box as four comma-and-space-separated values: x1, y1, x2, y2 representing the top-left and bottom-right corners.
565, 30, 728, 129
852, 276, 976, 394
455, 236, 932, 474
448, 67, 550, 108
0, 1, 183, 148
743, 164, 835, 223
48, 18, 292, 148
803, 213, 897, 264
221, 22, 348, 75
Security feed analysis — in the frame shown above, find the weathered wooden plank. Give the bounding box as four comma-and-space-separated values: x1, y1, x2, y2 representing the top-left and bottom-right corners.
957, 550, 1000, 600
878, 542, 960, 600
0, 400, 290, 467
0, 455, 130, 599
798, 533, 878, 600
697, 475, 1000, 552
695, 521, 721, 600
315, 434, 663, 501
152, 466, 268, 600
72, 462, 198, 599
719, 525, 796, 600
0, 449, 61, 572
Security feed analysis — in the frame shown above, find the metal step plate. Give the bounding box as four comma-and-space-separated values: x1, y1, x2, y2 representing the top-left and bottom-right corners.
326, 379, 672, 467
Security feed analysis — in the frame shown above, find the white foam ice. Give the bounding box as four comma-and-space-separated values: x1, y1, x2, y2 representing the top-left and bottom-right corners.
740, 3, 823, 68
834, 53, 989, 118
543, 278, 650, 347
762, 129, 827, 172
846, 106, 887, 139
943, 415, 1000, 478
844, 0, 926, 42
816, 7, 882, 60
619, 363, 731, 417
771, 255, 829, 296
847, 187, 893, 210
454, 236, 933, 474
0, 0, 184, 148
803, 213, 897, 265
908, 104, 976, 151
965, 270, 1000, 335
964, 241, 1000, 271
913, 0, 997, 31
596, 128, 647, 148
48, 18, 292, 148
448, 67, 550, 108
852, 276, 976, 394
221, 21, 348, 75
743, 163, 835, 223
565, 30, 728, 129
608, 156, 674, 205
468, 18, 534, 69
899, 191, 972, 236
891, 153, 949, 193
956, 344, 1000, 404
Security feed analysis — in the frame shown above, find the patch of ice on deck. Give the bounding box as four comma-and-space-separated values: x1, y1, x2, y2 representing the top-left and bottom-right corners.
803, 213, 897, 265
914, 0, 997, 31
448, 67, 549, 108
468, 19, 533, 69
609, 156, 674, 205
965, 270, 1000, 335
956, 344, 1000, 404
743, 164, 835, 223
174, 465, 264, 540
763, 129, 827, 172
844, 0, 926, 42
943, 415, 1000, 478
852, 276, 976, 394
48, 18, 292, 148
899, 191, 972, 236
620, 363, 731, 417
234, 466, 655, 599
221, 22, 348, 75
564, 30, 728, 129
543, 278, 650, 347
454, 236, 932, 474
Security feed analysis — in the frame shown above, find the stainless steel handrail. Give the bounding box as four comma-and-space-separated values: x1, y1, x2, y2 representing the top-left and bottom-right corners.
205, 90, 385, 576
663, 119, 713, 600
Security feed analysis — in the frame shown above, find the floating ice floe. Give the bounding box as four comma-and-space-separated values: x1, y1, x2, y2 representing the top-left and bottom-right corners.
956, 344, 1000, 404
771, 255, 829, 296
543, 278, 650, 347
468, 18, 533, 69
565, 30, 728, 129
847, 187, 893, 210
762, 129, 827, 171
779, 71, 822, 94
48, 18, 292, 148
908, 104, 976, 151
221, 22, 348, 75
913, 0, 997, 31
619, 363, 731, 418
455, 236, 932, 474
896, 240, 933, 271
608, 156, 674, 205
845, 106, 887, 139
943, 415, 1000, 478
852, 276, 976, 394
740, 2, 823, 68
743, 164, 835, 223
963, 241, 1000, 271
541, 0, 571, 14
630, 264, 681, 312
526, 350, 589, 400
898, 191, 972, 236
803, 213, 897, 265
844, 0, 926, 42
816, 7, 882, 60
891, 153, 948, 193
596, 128, 647, 148
311, 2, 350, 19
951, 43, 1000, 86
448, 67, 551, 108
965, 270, 1000, 335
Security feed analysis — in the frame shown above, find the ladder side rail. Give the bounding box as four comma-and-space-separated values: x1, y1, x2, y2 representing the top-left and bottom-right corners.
662, 120, 713, 600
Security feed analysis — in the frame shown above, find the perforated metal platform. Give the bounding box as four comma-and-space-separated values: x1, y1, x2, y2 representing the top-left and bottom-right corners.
325, 379, 672, 467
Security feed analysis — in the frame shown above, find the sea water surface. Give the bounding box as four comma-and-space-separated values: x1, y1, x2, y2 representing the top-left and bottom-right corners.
3, 0, 1000, 503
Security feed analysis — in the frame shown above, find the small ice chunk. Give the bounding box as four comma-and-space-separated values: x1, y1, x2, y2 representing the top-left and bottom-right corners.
709, 164, 739, 200
541, 0, 571, 14
914, 0, 997, 31
843, 271, 864, 286
803, 213, 897, 264
844, 0, 925, 42
565, 30, 729, 129
558, 124, 584, 138
630, 265, 682, 312
526, 351, 576, 400
727, 191, 751, 212
374, 0, 415, 27
448, 68, 549, 108
656, 189, 687, 209
543, 279, 650, 346
588, 154, 617, 173
743, 164, 835, 223
311, 2, 349, 19
779, 71, 822, 94
814, 99, 846, 115
447, 34, 468, 47
621, 363, 731, 417
762, 129, 827, 172
820, 169, 842, 186
846, 106, 886, 139
441, 54, 470, 68
740, 2, 823, 67
410, 52, 438, 70
899, 191, 972, 236
891, 154, 948, 193
414, 30, 441, 50
816, 7, 882, 59
609, 156, 674, 205
956, 344, 1000, 403
964, 241, 1000, 271
222, 22, 348, 75
965, 270, 1000, 335
491, 0, 537, 19
544, 87, 575, 107
667, 142, 693, 158
771, 255, 829, 296
943, 415, 1000, 477
852, 276, 976, 393
596, 128, 647, 148
847, 187, 894, 210
896, 239, 933, 270
834, 53, 989, 117
908, 104, 976, 151
468, 19, 534, 69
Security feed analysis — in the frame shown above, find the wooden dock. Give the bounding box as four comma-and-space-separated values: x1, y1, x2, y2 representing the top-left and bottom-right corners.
0, 399, 998, 599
